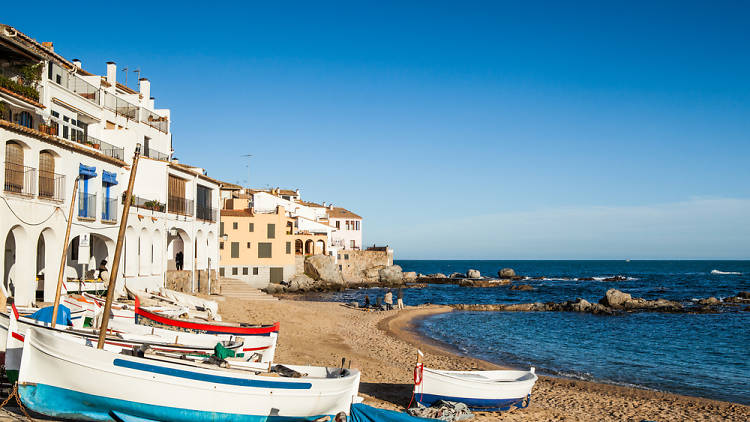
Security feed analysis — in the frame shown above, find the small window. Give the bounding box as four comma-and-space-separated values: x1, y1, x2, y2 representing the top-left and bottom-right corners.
231, 242, 239, 258
286, 242, 291, 254
253, 267, 259, 275
71, 237, 79, 261
344, 254, 349, 260
249, 223, 254, 232
242, 267, 248, 275
232, 267, 238, 275
337, 254, 341, 260
232, 222, 238, 230
246, 242, 251, 248
267, 224, 275, 239
258, 242, 272, 258
339, 265, 342, 270
51, 110, 60, 118
220, 222, 225, 236
219, 268, 225, 276
219, 242, 224, 250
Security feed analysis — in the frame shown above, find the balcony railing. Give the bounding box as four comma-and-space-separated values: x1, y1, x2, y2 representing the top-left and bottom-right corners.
38, 171, 65, 201
123, 194, 165, 213
3, 164, 36, 196
141, 108, 169, 133
103, 91, 138, 120
90, 137, 125, 161
143, 147, 170, 161
101, 196, 118, 223
78, 192, 97, 219
196, 205, 216, 222
49, 63, 99, 105
168, 195, 193, 216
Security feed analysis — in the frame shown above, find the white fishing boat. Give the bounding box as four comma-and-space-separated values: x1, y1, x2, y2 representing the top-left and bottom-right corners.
18, 327, 361, 421
413, 351, 537, 411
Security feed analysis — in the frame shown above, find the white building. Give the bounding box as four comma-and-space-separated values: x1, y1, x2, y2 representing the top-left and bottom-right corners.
0, 24, 220, 306
326, 206, 363, 250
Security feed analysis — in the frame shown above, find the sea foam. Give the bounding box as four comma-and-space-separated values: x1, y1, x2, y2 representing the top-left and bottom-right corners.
711, 270, 741, 275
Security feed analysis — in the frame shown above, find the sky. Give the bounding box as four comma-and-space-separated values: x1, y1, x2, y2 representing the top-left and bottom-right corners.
5, 1, 749, 259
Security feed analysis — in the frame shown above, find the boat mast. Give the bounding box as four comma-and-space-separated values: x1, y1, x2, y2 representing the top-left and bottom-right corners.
97, 145, 141, 349
50, 176, 80, 328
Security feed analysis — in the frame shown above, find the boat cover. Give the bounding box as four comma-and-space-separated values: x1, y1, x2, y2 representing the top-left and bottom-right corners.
349, 403, 435, 422
29, 305, 72, 326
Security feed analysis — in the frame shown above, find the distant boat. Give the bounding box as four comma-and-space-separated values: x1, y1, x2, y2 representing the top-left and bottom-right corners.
18, 327, 361, 421
625, 259, 631, 262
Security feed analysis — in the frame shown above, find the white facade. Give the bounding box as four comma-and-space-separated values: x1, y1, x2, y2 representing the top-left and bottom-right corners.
0, 24, 220, 305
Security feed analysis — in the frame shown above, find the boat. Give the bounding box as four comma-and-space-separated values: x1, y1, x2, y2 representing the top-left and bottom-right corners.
413, 352, 537, 411
18, 327, 361, 421
134, 296, 280, 337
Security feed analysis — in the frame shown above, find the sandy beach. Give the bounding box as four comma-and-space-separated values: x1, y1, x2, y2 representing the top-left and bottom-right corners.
219, 297, 749, 422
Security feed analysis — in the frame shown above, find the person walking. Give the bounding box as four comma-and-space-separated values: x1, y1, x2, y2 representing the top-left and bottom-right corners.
397, 287, 404, 310
176, 251, 184, 270
384, 290, 394, 310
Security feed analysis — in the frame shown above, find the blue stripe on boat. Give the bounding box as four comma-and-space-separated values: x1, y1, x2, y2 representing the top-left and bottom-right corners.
113, 359, 312, 389
417, 393, 525, 411
19, 383, 329, 422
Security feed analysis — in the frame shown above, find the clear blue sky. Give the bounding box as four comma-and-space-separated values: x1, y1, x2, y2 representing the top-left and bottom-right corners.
6, 1, 749, 259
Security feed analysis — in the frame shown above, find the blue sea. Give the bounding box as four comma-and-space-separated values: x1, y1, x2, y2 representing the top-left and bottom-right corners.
315, 260, 750, 404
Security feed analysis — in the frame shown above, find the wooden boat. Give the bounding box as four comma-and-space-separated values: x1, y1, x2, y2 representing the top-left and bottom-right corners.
134, 297, 280, 337
413, 364, 537, 411
18, 327, 361, 421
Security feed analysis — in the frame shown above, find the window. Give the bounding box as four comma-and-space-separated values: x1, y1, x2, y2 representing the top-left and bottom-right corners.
39, 151, 55, 198
62, 125, 69, 139
232, 222, 238, 230
17, 112, 33, 129
5, 141, 24, 193
249, 223, 254, 232
242, 267, 248, 275
267, 224, 275, 239
344, 254, 349, 260
220, 222, 225, 236
219, 268, 225, 276
335, 221, 340, 229
232, 267, 238, 275
258, 242, 272, 258
350, 240, 356, 249
253, 267, 259, 275
246, 242, 251, 248
231, 242, 239, 258
71, 237, 79, 261
219, 242, 224, 250
286, 242, 291, 254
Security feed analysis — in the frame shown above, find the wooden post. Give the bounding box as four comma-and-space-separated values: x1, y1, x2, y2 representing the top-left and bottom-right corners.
51, 176, 80, 328
97, 149, 140, 349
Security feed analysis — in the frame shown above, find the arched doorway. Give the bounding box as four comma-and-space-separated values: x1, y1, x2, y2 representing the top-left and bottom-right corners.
124, 226, 138, 277
152, 230, 162, 275
167, 228, 191, 271
38, 150, 56, 199
5, 141, 25, 194
316, 240, 326, 255
295, 239, 303, 255
139, 228, 150, 276
3, 225, 29, 302
304, 240, 313, 255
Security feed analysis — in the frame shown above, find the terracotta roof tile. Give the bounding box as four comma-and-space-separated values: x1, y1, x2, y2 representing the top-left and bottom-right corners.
328, 207, 362, 219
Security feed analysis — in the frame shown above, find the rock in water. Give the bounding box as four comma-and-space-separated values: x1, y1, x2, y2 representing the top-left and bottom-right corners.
510, 284, 535, 291
498, 268, 516, 278
466, 269, 481, 279
402, 271, 418, 281
600, 289, 632, 309
449, 272, 465, 279
379, 265, 403, 285
304, 255, 344, 284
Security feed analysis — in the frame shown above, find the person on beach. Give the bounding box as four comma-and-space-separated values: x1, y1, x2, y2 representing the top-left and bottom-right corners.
363, 295, 370, 308
384, 290, 394, 310
397, 287, 404, 310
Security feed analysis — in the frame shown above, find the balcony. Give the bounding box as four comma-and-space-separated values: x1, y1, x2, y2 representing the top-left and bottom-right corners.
124, 194, 165, 213
0, 75, 40, 102
38, 171, 65, 202
168, 195, 193, 216
101, 196, 118, 223
49, 62, 99, 105
141, 108, 168, 133
86, 135, 124, 161
3, 164, 36, 196
102, 91, 138, 121
196, 205, 216, 222
78, 192, 97, 219
143, 147, 170, 161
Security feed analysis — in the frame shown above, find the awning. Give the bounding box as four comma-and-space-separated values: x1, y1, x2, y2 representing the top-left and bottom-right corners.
79, 164, 97, 178
102, 170, 118, 185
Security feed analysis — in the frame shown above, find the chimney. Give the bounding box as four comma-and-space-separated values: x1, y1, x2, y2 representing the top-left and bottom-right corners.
295, 189, 300, 196
322, 202, 327, 207
328, 204, 334, 210
42, 42, 54, 52
171, 157, 179, 164
72, 59, 82, 69
106, 62, 116, 85
139, 78, 150, 100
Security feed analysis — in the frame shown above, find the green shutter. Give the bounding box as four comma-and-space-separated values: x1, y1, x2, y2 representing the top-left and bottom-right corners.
286, 242, 291, 254
220, 222, 225, 236
267, 224, 275, 239
231, 242, 239, 258
249, 223, 254, 232
258, 242, 272, 258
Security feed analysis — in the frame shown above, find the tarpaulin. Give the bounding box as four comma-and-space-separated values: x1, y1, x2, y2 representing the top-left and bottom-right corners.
349, 403, 436, 422
102, 170, 118, 185
79, 164, 97, 178
29, 305, 73, 326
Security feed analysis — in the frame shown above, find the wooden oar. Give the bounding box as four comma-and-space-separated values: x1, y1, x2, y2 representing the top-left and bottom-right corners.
51, 176, 80, 328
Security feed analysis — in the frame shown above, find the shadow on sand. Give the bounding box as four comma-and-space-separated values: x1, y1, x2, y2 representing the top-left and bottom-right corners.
360, 382, 414, 408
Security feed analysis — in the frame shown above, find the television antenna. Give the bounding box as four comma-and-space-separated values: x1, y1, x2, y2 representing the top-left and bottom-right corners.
241, 154, 252, 188
121, 67, 128, 86
133, 68, 141, 87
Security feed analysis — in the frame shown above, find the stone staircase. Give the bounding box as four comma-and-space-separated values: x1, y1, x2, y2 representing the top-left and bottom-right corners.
219, 278, 279, 301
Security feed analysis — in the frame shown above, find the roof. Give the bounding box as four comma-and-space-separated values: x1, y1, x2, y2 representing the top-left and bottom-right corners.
0, 86, 45, 109
328, 207, 362, 219
220, 209, 253, 217
297, 200, 325, 208
0, 24, 75, 69
219, 182, 243, 190
168, 162, 222, 187
0, 119, 126, 167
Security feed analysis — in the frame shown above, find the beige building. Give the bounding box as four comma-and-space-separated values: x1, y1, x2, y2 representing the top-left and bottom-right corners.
218, 202, 296, 286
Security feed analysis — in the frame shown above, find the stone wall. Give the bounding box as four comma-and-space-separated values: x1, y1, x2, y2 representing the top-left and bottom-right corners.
295, 255, 305, 275
338, 250, 392, 283
166, 269, 219, 294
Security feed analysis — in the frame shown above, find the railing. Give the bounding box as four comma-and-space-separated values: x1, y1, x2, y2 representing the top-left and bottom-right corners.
49, 63, 99, 105
98, 139, 124, 161
123, 194, 166, 213
141, 108, 169, 133
101, 196, 118, 223
38, 171, 65, 201
78, 192, 97, 219
143, 148, 170, 161
38, 123, 58, 136
196, 205, 216, 222
102, 91, 138, 120
3, 164, 36, 196
168, 195, 193, 216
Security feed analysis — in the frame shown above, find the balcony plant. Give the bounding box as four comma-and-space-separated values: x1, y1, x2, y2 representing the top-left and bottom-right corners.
0, 63, 42, 102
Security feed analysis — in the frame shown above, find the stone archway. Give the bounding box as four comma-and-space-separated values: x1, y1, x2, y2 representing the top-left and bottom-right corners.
195, 229, 206, 270
139, 228, 150, 276
295, 239, 303, 255
304, 240, 313, 255
316, 240, 326, 255
36, 228, 58, 302
124, 226, 138, 277
166, 228, 191, 271
152, 230, 162, 275
3, 225, 31, 304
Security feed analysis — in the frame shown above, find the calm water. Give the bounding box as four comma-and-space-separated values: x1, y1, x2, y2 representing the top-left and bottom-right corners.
317, 260, 750, 404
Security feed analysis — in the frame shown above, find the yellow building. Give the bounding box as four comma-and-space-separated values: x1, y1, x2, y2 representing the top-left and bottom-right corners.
218, 203, 295, 285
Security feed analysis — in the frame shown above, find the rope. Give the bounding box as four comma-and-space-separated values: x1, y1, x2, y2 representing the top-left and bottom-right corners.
406, 363, 423, 410
0, 383, 33, 421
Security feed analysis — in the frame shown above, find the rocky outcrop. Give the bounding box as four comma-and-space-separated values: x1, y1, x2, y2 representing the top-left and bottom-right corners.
429, 273, 447, 279
498, 268, 516, 278
403, 271, 418, 281
458, 278, 510, 287
466, 269, 481, 279
449, 272, 465, 279
698, 297, 720, 306
599, 289, 683, 312
602, 275, 627, 282
510, 284, 535, 291
378, 265, 403, 285
600, 289, 632, 308
304, 255, 344, 285
287, 274, 316, 292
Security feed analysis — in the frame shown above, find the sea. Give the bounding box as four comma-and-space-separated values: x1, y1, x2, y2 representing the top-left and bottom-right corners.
311, 260, 750, 404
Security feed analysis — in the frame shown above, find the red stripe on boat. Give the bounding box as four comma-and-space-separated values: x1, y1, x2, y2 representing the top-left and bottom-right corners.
11, 332, 24, 342
134, 297, 279, 335
242, 346, 270, 351
11, 303, 19, 319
